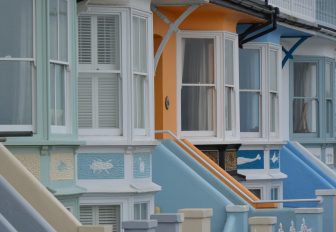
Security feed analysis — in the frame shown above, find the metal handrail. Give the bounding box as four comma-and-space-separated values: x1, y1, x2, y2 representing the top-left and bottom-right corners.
155, 130, 322, 205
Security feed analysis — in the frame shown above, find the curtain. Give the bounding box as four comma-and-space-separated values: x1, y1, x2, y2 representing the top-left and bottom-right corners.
181, 38, 215, 131
293, 62, 317, 133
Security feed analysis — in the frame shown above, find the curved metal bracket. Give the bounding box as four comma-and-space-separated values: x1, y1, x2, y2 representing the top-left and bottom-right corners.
282, 36, 310, 68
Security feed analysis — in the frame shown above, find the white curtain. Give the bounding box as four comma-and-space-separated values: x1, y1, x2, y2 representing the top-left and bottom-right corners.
293, 62, 317, 133
181, 38, 215, 131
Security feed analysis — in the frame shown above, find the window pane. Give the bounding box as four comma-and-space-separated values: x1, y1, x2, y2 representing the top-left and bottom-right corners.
78, 74, 93, 128
270, 93, 277, 133
294, 62, 317, 98
0, 61, 32, 125
97, 16, 120, 69
271, 187, 279, 200
59, 0, 68, 62
326, 100, 332, 134
0, 0, 33, 58
182, 38, 214, 84
239, 49, 260, 90
225, 87, 233, 131
49, 0, 58, 60
50, 64, 65, 126
225, 39, 234, 85
240, 92, 260, 132
293, 99, 318, 133
140, 203, 148, 220
98, 74, 120, 128
325, 62, 332, 98
133, 75, 146, 129
248, 189, 261, 199
269, 50, 277, 91
181, 86, 215, 131
133, 16, 147, 73
134, 204, 141, 220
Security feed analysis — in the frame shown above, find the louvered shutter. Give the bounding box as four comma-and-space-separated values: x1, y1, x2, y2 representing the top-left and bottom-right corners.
78, 16, 92, 64
78, 74, 93, 128
79, 206, 94, 225
98, 74, 119, 128
98, 205, 120, 232
97, 16, 120, 70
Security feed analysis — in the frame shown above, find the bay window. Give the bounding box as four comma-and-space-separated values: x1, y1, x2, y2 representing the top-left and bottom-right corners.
291, 57, 335, 139
49, 0, 69, 133
78, 14, 121, 136
269, 49, 279, 136
0, 0, 34, 131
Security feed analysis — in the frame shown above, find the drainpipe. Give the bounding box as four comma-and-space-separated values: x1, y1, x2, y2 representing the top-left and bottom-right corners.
239, 6, 279, 47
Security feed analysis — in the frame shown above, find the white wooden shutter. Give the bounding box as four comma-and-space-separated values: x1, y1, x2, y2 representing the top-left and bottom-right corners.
79, 206, 94, 225
78, 16, 92, 64
98, 74, 119, 128
97, 15, 119, 69
78, 75, 93, 128
98, 205, 120, 232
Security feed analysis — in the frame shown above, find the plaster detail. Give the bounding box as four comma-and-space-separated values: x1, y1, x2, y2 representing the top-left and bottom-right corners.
15, 153, 40, 179
50, 152, 74, 180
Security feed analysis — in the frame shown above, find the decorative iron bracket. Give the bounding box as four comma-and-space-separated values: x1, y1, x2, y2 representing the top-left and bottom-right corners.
282, 36, 310, 68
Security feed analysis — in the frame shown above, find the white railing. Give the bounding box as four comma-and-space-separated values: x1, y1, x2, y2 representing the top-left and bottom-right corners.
268, 0, 316, 23
154, 130, 321, 206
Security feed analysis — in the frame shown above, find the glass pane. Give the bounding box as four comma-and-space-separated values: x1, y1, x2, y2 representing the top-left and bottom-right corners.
293, 99, 318, 133
182, 38, 214, 84
271, 188, 278, 200
325, 62, 332, 98
98, 74, 120, 128
97, 15, 120, 69
133, 75, 146, 129
49, 0, 58, 60
133, 16, 147, 73
50, 64, 65, 126
326, 100, 332, 134
0, 0, 33, 58
294, 62, 317, 97
0, 61, 32, 125
181, 86, 215, 131
59, 0, 68, 62
249, 189, 261, 199
140, 203, 148, 220
269, 50, 277, 91
240, 92, 260, 132
225, 39, 234, 85
270, 93, 277, 133
134, 204, 140, 220
225, 87, 233, 131
239, 49, 260, 90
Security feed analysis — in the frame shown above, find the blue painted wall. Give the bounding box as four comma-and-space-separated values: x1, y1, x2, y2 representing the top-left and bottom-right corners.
237, 150, 264, 169
280, 142, 336, 207
270, 150, 280, 169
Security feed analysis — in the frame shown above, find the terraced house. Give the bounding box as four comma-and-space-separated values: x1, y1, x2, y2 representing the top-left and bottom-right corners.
1, 0, 336, 232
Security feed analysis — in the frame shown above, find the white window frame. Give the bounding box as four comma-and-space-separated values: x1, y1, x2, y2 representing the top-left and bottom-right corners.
133, 201, 149, 220
270, 186, 280, 200
223, 32, 240, 139
78, 8, 127, 138
240, 43, 281, 140
268, 44, 281, 138
177, 31, 221, 139
49, 0, 70, 134
0, 0, 36, 132
131, 9, 153, 139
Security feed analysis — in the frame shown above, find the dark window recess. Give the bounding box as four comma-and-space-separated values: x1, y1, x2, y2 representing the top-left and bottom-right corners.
195, 144, 245, 181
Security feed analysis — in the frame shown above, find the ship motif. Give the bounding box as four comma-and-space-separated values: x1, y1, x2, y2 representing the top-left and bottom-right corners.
90, 159, 113, 174
57, 161, 68, 172
237, 154, 261, 165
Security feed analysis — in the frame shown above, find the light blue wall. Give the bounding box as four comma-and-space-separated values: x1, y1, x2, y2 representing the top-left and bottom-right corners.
280, 142, 336, 207
152, 143, 233, 232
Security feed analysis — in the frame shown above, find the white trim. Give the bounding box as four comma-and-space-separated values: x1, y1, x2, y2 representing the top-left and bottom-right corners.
0, 125, 33, 132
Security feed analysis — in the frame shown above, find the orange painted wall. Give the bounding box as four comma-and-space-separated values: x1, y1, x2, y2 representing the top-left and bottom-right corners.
153, 3, 264, 138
